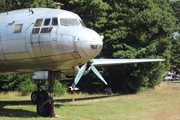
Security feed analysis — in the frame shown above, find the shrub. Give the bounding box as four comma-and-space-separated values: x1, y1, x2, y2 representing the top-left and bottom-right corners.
53, 80, 68, 96
17, 78, 36, 96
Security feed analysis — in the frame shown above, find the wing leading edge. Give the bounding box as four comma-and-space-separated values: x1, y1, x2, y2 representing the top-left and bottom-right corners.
92, 59, 165, 66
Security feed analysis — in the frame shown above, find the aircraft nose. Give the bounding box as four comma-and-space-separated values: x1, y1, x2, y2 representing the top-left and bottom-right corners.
76, 28, 103, 57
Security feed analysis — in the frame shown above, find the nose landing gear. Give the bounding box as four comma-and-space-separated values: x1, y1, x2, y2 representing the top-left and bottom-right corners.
31, 71, 58, 117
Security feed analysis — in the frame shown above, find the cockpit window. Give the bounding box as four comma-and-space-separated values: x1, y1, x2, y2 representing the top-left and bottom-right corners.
80, 20, 86, 27
52, 18, 58, 26
60, 18, 80, 26
43, 18, 51, 26
34, 19, 43, 27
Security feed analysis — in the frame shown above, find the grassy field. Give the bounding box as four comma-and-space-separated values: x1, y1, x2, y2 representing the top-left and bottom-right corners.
0, 82, 180, 120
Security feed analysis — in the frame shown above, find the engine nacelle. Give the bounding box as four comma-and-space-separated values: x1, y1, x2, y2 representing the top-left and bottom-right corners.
60, 66, 91, 79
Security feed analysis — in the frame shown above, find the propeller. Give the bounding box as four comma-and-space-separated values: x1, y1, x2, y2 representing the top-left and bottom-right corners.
74, 64, 87, 85
90, 65, 107, 85
72, 60, 108, 89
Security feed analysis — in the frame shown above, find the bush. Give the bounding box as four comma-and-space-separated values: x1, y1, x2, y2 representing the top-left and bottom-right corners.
17, 80, 68, 96
17, 78, 36, 96
3, 74, 68, 96
53, 80, 68, 96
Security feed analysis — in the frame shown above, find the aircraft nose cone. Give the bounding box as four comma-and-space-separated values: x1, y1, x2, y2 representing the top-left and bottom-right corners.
76, 28, 103, 57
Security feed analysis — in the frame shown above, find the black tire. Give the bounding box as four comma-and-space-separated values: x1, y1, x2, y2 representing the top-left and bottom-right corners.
37, 101, 51, 117
40, 90, 49, 100
31, 91, 41, 104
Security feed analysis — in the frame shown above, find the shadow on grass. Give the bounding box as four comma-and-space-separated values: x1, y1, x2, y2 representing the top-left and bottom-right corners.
54, 94, 119, 103
0, 100, 37, 117
0, 94, 118, 117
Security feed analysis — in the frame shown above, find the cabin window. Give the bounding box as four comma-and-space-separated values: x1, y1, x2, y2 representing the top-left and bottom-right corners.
52, 18, 58, 26
60, 18, 79, 26
43, 18, 51, 26
14, 24, 23, 33
32, 28, 40, 34
40, 27, 53, 33
34, 19, 43, 27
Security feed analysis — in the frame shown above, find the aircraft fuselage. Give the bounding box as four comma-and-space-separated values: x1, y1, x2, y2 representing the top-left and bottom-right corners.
0, 8, 103, 76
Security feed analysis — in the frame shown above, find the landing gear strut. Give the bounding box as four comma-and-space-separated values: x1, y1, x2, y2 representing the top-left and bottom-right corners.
31, 71, 58, 117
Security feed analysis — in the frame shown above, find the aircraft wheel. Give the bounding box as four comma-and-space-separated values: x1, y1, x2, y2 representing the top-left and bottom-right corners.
31, 91, 41, 104
40, 90, 49, 100
37, 101, 51, 117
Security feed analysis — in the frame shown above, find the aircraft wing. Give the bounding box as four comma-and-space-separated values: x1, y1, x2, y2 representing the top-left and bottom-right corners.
92, 59, 165, 66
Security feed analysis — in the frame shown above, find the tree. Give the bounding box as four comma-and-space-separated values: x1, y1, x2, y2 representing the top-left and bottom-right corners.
66, 0, 177, 93
170, 0, 180, 69
103, 0, 176, 93
107, 0, 176, 92
0, 0, 55, 12
170, 37, 180, 69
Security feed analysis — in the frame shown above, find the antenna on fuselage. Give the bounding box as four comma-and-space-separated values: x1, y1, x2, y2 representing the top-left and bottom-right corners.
28, 9, 34, 14
54, 2, 64, 9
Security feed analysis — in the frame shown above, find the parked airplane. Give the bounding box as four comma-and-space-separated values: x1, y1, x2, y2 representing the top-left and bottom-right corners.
0, 8, 164, 117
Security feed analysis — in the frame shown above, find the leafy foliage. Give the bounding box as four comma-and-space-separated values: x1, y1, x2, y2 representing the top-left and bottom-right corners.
67, 0, 177, 93
53, 80, 68, 96
0, 0, 55, 12
170, 37, 180, 68
17, 77, 36, 96
0, 74, 30, 91
171, 0, 180, 69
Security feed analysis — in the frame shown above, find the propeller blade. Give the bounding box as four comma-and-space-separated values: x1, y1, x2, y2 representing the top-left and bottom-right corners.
74, 64, 87, 85
91, 65, 108, 85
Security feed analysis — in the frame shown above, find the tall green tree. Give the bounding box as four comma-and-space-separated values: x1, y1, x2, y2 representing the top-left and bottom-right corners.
170, 0, 180, 69
171, 37, 180, 69
105, 0, 176, 93
0, 0, 55, 12
66, 0, 177, 93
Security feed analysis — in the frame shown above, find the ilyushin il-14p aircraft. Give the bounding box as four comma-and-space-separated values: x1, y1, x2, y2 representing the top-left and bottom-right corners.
0, 8, 164, 117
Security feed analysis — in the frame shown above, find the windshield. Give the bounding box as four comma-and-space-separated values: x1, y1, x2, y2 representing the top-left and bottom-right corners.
60, 18, 86, 27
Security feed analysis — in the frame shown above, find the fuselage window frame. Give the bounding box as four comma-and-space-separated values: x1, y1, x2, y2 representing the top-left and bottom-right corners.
60, 18, 80, 26
52, 18, 58, 26
40, 27, 53, 33
43, 18, 51, 26
13, 24, 23, 33
32, 28, 40, 34
34, 19, 43, 27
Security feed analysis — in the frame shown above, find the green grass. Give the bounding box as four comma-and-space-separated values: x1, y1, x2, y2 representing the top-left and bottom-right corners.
1, 83, 180, 120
